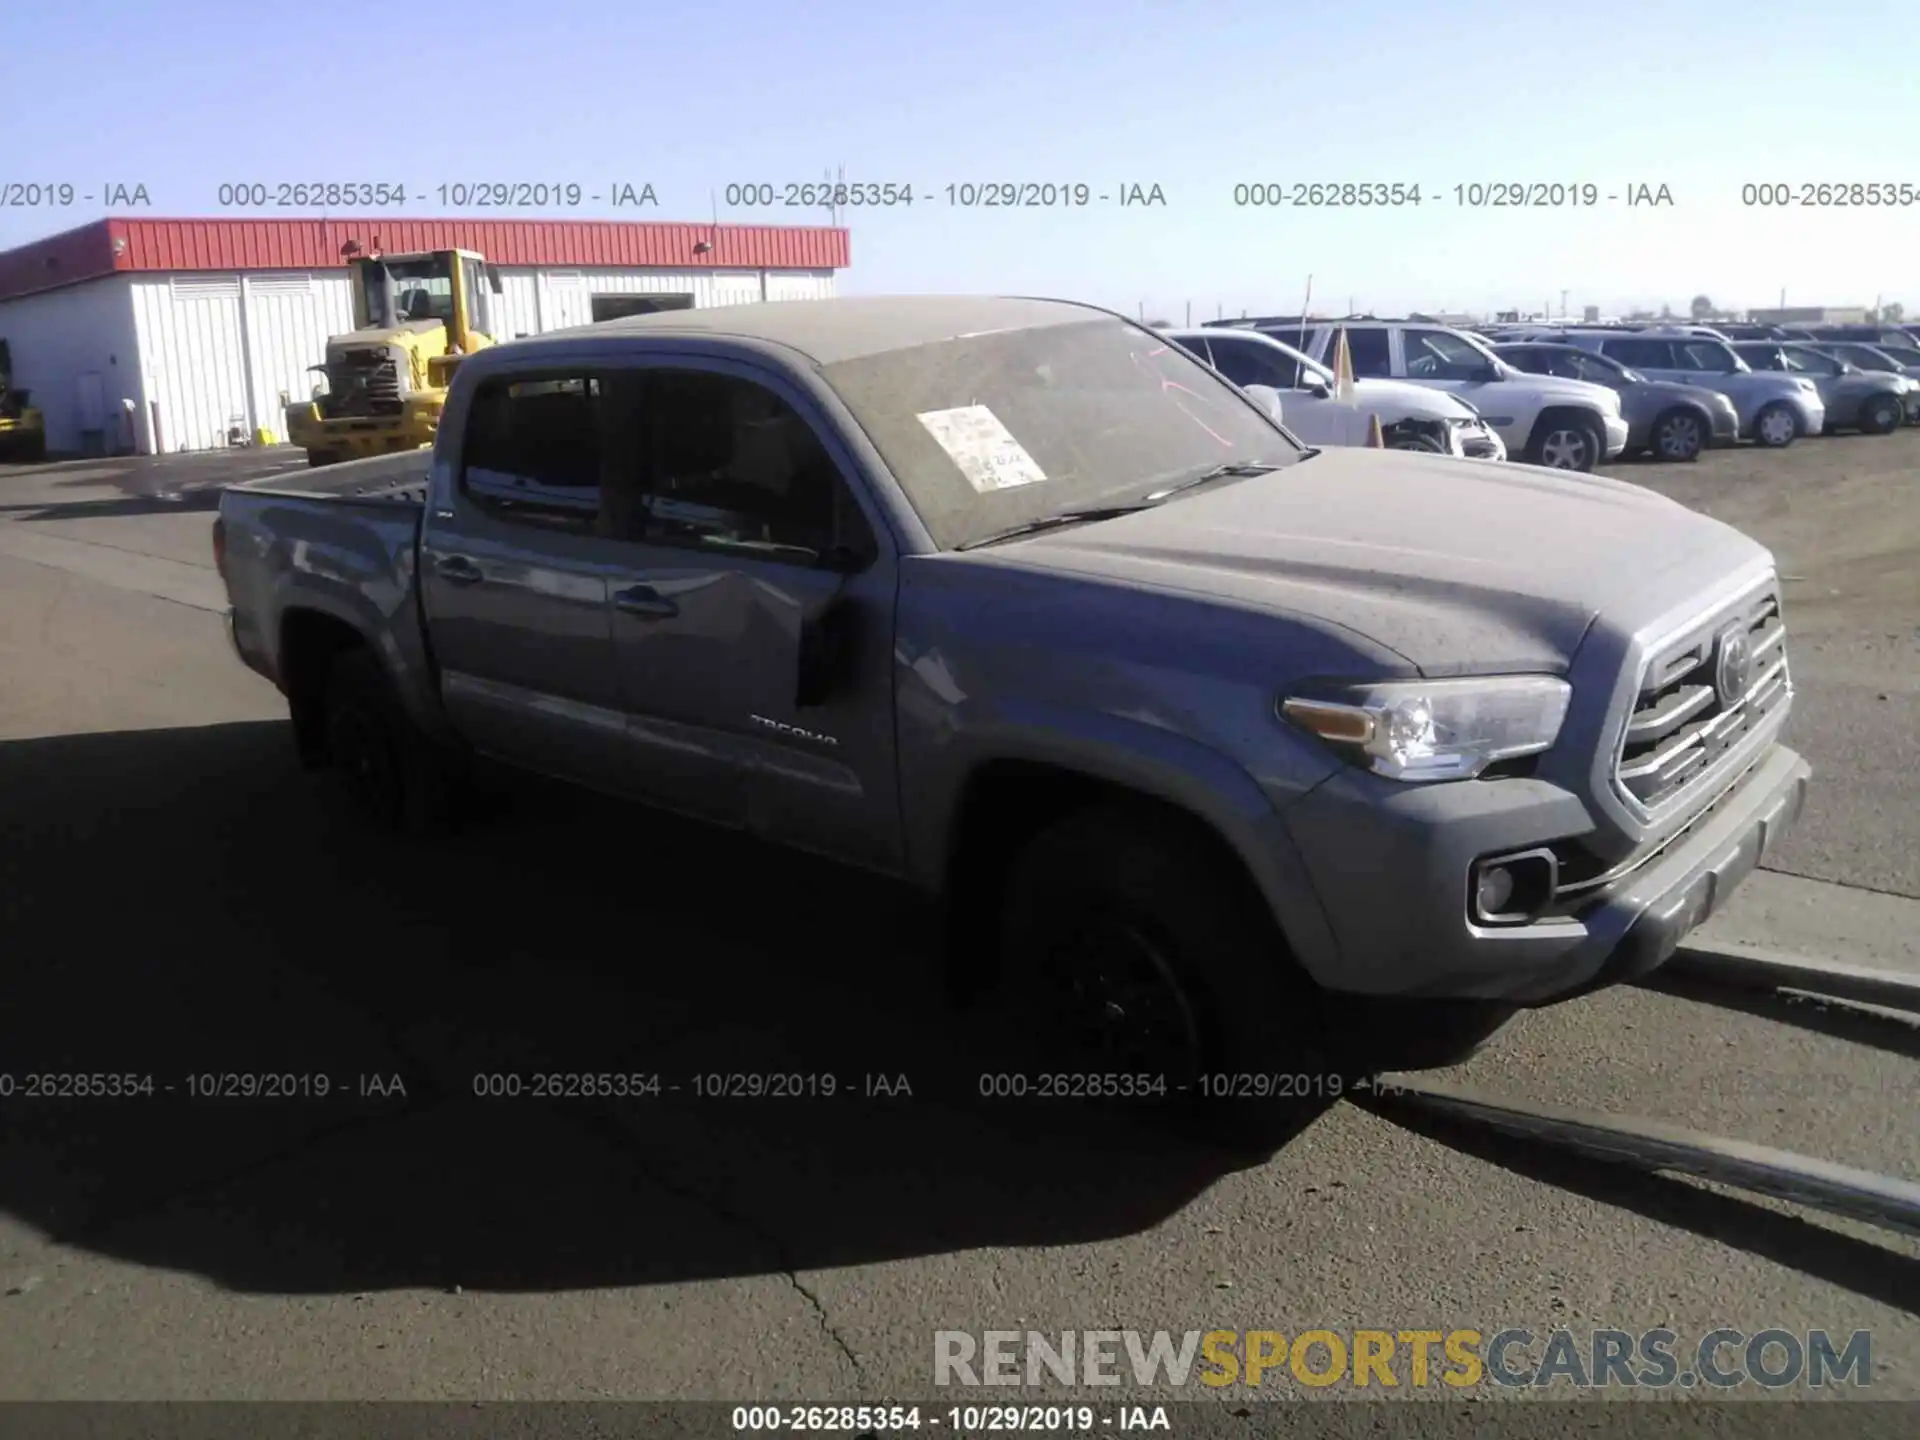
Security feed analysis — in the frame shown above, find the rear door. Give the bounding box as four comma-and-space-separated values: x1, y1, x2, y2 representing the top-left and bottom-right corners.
418, 373, 636, 787
600, 361, 905, 872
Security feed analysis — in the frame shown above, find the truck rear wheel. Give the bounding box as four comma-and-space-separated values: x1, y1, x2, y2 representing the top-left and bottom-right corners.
320, 649, 453, 834
994, 806, 1336, 1158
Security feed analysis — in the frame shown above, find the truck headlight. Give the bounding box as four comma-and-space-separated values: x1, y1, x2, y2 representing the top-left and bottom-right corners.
1280, 676, 1572, 782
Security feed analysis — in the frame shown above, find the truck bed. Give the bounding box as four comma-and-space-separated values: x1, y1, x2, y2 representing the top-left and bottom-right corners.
230, 449, 434, 507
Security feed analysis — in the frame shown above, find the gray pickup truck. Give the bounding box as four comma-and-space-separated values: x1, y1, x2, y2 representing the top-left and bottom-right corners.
215, 295, 1810, 1142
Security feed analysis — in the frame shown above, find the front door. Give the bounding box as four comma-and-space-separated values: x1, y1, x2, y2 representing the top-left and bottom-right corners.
598, 362, 904, 871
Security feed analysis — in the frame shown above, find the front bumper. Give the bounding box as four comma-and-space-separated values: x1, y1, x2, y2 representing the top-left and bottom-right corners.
1281, 742, 1809, 1006
286, 403, 438, 459
1601, 413, 1630, 459
1457, 422, 1507, 461
1709, 406, 1741, 445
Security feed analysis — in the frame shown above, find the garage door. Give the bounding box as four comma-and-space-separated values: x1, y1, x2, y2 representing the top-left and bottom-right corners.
147, 277, 251, 452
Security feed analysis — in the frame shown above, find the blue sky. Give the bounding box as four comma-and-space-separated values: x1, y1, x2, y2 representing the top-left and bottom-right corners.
9, 0, 1912, 317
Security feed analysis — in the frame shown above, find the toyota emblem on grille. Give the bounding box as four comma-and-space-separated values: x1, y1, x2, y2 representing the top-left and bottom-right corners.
1714, 624, 1753, 705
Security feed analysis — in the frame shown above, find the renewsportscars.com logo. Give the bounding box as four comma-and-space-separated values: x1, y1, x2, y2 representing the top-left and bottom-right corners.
933, 1328, 1874, 1391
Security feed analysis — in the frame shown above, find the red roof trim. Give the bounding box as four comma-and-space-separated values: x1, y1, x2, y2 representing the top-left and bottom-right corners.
0, 216, 849, 304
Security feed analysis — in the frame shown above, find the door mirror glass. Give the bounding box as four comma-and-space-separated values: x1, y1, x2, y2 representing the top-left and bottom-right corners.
1243, 384, 1285, 420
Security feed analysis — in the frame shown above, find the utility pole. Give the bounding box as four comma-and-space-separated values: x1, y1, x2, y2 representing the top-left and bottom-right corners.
1560, 289, 1569, 318
1185, 300, 1192, 327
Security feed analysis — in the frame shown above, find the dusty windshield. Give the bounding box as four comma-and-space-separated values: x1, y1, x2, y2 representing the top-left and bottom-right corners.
820, 317, 1305, 551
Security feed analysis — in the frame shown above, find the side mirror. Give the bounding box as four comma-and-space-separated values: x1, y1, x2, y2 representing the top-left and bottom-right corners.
1302, 377, 1331, 399
796, 595, 860, 709
1471, 365, 1500, 382
1243, 384, 1285, 422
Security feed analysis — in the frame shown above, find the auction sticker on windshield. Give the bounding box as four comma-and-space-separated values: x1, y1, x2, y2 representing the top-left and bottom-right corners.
917, 405, 1048, 492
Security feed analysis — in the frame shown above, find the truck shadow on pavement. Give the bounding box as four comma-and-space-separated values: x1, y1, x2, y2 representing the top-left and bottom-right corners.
0, 721, 1263, 1296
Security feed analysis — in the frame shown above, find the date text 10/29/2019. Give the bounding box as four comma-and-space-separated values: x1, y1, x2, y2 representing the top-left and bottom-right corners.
730, 1406, 1171, 1432
1229, 181, 1675, 208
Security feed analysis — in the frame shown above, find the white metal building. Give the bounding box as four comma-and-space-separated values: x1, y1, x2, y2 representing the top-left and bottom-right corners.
0, 217, 849, 456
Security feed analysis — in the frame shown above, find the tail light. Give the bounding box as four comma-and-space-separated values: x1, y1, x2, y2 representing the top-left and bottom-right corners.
211, 515, 227, 581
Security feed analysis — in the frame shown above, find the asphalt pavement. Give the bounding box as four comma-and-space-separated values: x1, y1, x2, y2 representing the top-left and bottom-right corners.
0, 440, 1915, 1407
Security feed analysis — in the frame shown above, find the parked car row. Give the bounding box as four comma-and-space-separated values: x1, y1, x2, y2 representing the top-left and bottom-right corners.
1184, 311, 1920, 471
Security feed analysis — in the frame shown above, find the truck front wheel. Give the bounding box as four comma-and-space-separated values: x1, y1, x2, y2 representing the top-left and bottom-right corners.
320, 649, 453, 834
995, 805, 1335, 1158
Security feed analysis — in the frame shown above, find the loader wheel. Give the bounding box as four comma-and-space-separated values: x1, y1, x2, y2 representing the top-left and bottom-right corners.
307, 449, 340, 469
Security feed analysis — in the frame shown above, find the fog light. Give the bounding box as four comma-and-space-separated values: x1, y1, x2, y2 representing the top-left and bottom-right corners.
1470, 848, 1560, 925
1476, 865, 1516, 916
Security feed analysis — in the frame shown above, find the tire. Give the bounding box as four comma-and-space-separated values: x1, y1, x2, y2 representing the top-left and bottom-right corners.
993, 805, 1336, 1157
1650, 407, 1706, 462
1861, 395, 1902, 435
1526, 414, 1604, 472
306, 449, 338, 468
1753, 401, 1798, 448
319, 648, 453, 834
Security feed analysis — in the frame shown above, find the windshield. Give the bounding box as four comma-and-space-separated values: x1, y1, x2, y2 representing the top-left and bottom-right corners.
1264, 336, 1334, 385
820, 318, 1305, 551
1457, 331, 1517, 376
360, 258, 456, 328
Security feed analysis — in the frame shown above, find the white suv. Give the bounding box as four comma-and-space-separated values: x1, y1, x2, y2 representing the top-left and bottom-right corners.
1162, 327, 1506, 459
1222, 319, 1630, 471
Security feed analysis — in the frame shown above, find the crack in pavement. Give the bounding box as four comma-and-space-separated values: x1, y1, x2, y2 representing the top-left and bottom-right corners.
566, 1108, 868, 1386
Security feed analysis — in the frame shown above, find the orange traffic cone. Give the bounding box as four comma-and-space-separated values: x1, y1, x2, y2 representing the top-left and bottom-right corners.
1364, 413, 1385, 448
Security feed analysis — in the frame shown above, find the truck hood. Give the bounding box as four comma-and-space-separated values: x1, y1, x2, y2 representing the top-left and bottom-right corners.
982, 447, 1763, 675
1353, 377, 1477, 419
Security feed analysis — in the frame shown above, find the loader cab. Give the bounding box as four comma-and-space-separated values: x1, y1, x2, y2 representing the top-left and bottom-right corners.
349, 248, 499, 353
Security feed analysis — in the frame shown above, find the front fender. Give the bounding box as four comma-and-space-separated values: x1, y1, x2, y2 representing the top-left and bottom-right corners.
906, 698, 1344, 984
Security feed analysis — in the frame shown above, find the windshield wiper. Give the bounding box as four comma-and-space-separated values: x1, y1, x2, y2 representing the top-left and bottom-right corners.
1142, 459, 1283, 500
954, 503, 1156, 552
955, 460, 1289, 552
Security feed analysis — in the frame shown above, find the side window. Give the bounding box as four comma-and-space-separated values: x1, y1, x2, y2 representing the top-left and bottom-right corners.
1332, 327, 1392, 378
460, 375, 604, 532
1211, 338, 1302, 389
1540, 351, 1589, 381
1676, 341, 1735, 373
1168, 335, 1213, 368
1399, 328, 1487, 380
1785, 348, 1838, 376
1603, 338, 1671, 369
637, 370, 875, 567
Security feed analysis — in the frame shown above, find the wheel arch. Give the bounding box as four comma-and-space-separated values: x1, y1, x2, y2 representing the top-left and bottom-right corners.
933, 743, 1341, 999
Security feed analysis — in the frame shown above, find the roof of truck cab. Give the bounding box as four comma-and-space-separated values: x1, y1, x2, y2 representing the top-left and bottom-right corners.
512, 294, 1113, 366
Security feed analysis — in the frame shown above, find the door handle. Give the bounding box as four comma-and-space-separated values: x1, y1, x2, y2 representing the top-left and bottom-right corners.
435, 555, 483, 586
613, 584, 679, 619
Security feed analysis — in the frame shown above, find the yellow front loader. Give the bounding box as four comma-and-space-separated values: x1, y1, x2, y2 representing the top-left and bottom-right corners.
0, 339, 46, 462
286, 244, 504, 467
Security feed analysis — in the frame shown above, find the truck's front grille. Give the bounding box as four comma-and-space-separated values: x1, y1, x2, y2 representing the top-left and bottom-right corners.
326, 353, 403, 417
1614, 588, 1789, 813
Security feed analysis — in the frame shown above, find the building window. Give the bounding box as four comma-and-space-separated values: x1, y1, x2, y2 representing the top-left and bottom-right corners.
591, 294, 695, 321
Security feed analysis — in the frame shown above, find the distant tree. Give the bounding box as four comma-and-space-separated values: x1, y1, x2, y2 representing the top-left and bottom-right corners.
1883, 301, 1905, 323
1659, 303, 1675, 319
1690, 294, 1715, 320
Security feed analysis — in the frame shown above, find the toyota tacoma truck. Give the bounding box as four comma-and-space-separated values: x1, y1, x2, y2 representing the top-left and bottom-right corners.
214, 296, 1810, 1144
